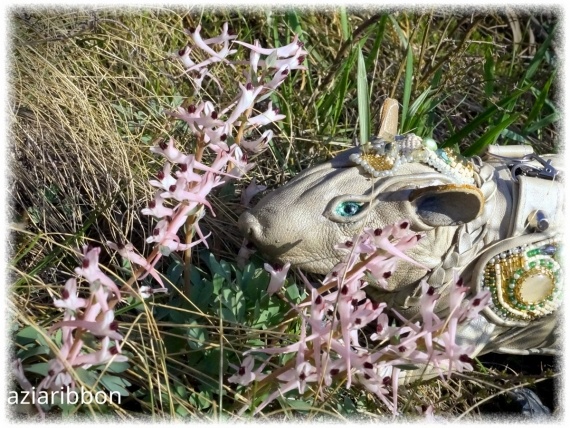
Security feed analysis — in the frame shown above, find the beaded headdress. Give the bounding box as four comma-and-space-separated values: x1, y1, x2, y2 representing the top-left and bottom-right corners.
349, 134, 475, 185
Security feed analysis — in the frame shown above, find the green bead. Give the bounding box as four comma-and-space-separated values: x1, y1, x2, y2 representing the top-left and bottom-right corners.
422, 137, 438, 151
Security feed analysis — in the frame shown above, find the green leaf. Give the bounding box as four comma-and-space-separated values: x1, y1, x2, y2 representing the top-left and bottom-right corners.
285, 399, 313, 411
187, 322, 208, 350
166, 256, 184, 286
24, 362, 49, 376
284, 283, 300, 301
500, 128, 528, 144
332, 50, 356, 132
16, 326, 41, 346
16, 345, 50, 361
265, 50, 278, 69
219, 288, 246, 322
190, 277, 215, 311
207, 253, 231, 283
357, 47, 370, 145
388, 15, 408, 49
100, 374, 131, 396
188, 390, 213, 410
74, 367, 99, 388
106, 361, 130, 374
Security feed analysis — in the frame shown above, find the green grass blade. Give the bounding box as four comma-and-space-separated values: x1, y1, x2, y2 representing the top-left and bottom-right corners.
401, 45, 414, 132
405, 86, 436, 134
365, 15, 387, 71
500, 128, 528, 144
525, 69, 557, 129
286, 10, 302, 36
441, 84, 532, 148
339, 6, 350, 41
463, 113, 522, 156
524, 112, 561, 135
523, 23, 557, 83
333, 51, 356, 131
388, 15, 408, 49
357, 47, 370, 145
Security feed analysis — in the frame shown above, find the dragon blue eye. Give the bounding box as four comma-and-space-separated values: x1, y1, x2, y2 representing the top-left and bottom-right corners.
336, 201, 363, 217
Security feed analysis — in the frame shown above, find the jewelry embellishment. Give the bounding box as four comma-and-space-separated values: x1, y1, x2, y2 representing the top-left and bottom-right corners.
349, 134, 475, 184
481, 238, 561, 321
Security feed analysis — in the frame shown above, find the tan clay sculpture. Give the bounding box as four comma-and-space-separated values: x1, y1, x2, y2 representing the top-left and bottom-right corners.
239, 99, 563, 359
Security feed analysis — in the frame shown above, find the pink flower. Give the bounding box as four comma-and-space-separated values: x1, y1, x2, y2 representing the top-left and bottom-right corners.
237, 240, 257, 268
150, 137, 188, 164
240, 178, 267, 207
51, 309, 123, 341
73, 336, 128, 368
149, 162, 177, 191
418, 280, 442, 353
264, 262, 291, 295
370, 313, 410, 342
204, 126, 230, 152
74, 246, 121, 310
363, 226, 428, 270
265, 66, 290, 90
107, 241, 165, 287
248, 102, 286, 127
225, 82, 263, 125
141, 192, 174, 218
183, 25, 237, 72
202, 22, 237, 45
349, 300, 385, 331
240, 130, 273, 153
228, 355, 257, 386
235, 34, 303, 58
54, 278, 87, 314
461, 290, 491, 321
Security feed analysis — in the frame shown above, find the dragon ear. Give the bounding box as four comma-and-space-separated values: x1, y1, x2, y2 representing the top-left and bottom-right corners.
409, 184, 484, 227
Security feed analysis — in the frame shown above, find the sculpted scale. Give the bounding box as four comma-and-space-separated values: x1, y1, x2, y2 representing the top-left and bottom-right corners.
239, 99, 563, 360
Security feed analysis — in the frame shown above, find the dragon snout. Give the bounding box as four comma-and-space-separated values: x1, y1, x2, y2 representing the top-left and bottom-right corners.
238, 210, 264, 244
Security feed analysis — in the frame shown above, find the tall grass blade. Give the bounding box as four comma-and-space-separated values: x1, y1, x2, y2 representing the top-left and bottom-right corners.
357, 47, 370, 145
339, 6, 350, 41
401, 45, 414, 132
523, 23, 557, 83
365, 15, 387, 71
442, 84, 531, 148
463, 113, 522, 156
524, 112, 560, 135
525, 69, 557, 130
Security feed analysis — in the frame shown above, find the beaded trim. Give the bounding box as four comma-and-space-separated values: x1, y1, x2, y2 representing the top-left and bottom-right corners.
349, 134, 475, 185
481, 238, 561, 321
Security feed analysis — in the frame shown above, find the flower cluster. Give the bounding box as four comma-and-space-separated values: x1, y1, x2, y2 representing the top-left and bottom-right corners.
12, 23, 302, 417
12, 246, 127, 417
121, 22, 305, 296
230, 220, 491, 415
